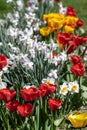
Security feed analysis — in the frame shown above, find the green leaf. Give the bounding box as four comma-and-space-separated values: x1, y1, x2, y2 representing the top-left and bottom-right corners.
81, 85, 87, 91
82, 92, 87, 99
54, 117, 64, 127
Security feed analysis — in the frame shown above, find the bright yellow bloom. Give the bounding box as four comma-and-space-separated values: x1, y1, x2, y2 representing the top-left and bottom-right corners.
64, 25, 74, 33
65, 16, 78, 26
43, 13, 65, 22
40, 26, 53, 36
68, 112, 87, 128
48, 18, 64, 30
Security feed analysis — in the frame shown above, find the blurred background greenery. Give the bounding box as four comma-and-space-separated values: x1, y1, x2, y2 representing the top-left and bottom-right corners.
63, 0, 87, 29
0, 0, 87, 29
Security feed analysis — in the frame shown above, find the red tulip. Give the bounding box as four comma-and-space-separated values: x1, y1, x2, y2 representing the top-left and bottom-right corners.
0, 55, 7, 70
20, 87, 40, 102
56, 32, 71, 48
76, 20, 84, 28
5, 100, 20, 112
71, 62, 85, 76
17, 104, 33, 117
67, 40, 77, 54
54, 0, 61, 2
0, 88, 16, 102
70, 55, 82, 64
40, 83, 57, 95
73, 35, 84, 46
66, 6, 77, 17
48, 98, 62, 110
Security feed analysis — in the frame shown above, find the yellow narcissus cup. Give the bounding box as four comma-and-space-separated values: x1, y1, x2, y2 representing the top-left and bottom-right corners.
68, 112, 87, 128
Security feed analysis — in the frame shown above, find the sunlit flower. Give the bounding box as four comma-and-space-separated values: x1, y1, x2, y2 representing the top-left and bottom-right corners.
40, 26, 53, 36
65, 16, 78, 26
48, 69, 58, 79
22, 61, 33, 70
64, 25, 74, 33
68, 112, 87, 128
59, 82, 68, 95
68, 81, 79, 94
42, 77, 55, 85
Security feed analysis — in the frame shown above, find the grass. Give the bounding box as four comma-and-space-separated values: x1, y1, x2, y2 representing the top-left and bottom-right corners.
0, 0, 13, 18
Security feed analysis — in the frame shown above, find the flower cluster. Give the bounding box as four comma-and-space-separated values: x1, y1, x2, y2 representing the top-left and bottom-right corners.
0, 0, 87, 129
39, 5, 84, 36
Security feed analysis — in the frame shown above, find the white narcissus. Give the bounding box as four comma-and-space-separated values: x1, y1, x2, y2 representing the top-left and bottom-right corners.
59, 82, 68, 95
68, 81, 79, 94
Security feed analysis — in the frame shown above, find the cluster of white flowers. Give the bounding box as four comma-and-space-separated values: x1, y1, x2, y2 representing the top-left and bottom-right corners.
42, 69, 58, 84
59, 81, 79, 95
0, 0, 68, 86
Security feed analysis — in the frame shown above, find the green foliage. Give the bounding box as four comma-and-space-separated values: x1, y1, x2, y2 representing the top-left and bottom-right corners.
63, 0, 87, 30
0, 0, 13, 18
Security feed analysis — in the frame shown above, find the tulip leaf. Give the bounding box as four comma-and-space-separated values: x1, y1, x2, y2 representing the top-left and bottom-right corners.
81, 85, 87, 91
54, 117, 64, 126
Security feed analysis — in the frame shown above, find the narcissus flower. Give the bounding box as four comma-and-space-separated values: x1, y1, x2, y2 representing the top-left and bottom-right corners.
59, 82, 68, 95
68, 81, 79, 94
17, 104, 33, 117
0, 88, 16, 102
48, 98, 62, 110
0, 55, 7, 70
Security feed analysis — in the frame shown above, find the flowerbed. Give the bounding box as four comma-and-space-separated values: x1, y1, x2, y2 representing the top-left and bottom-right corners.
0, 0, 87, 130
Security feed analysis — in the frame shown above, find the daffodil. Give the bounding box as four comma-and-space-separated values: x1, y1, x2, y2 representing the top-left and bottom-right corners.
59, 82, 68, 95
68, 81, 79, 94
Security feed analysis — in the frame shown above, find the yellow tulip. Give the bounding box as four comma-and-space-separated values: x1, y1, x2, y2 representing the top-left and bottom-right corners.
68, 111, 87, 128
43, 13, 65, 22
40, 26, 52, 36
65, 16, 78, 25
64, 25, 74, 33
48, 18, 64, 30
